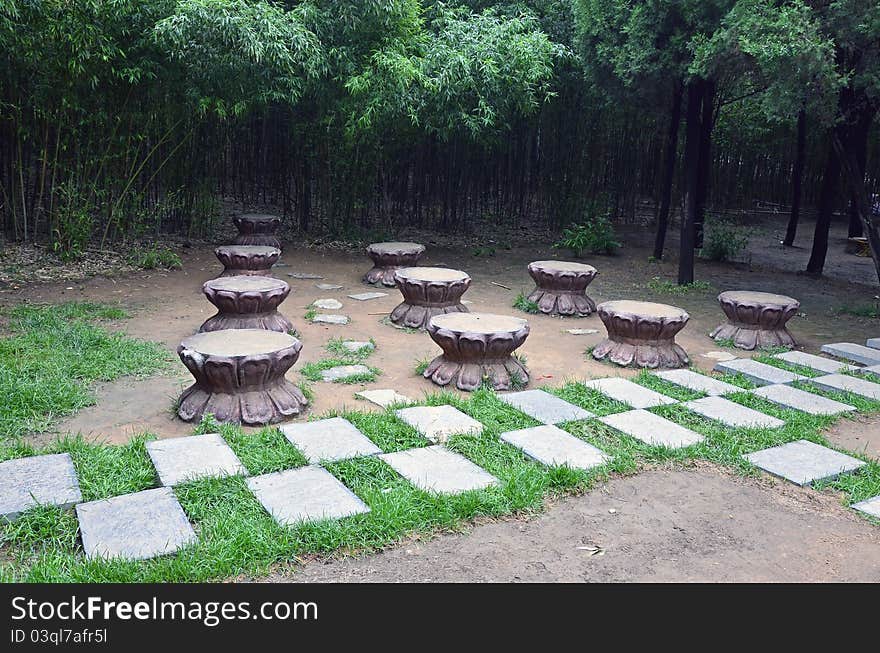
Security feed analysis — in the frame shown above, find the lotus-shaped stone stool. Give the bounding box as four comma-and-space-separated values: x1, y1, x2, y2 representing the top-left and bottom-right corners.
709, 291, 799, 350
215, 245, 281, 277
593, 300, 689, 368
363, 241, 425, 286
177, 330, 307, 425
233, 213, 282, 249
199, 275, 293, 333
424, 313, 530, 391
527, 260, 598, 317
390, 267, 471, 330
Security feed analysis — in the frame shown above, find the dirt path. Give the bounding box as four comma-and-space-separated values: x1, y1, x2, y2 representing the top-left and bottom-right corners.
266, 461, 880, 583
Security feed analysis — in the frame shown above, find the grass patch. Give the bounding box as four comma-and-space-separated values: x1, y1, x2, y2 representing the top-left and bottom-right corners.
753, 353, 821, 378
0, 302, 169, 438
326, 337, 375, 360
513, 292, 539, 314
299, 358, 381, 384
633, 369, 705, 401
127, 246, 182, 270
303, 307, 318, 321
835, 303, 880, 319
646, 277, 712, 295
414, 357, 431, 376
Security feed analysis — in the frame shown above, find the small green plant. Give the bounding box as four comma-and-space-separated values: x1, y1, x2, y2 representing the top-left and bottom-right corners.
554, 215, 620, 257
699, 216, 751, 262
300, 358, 381, 384
647, 277, 712, 294
415, 357, 431, 375
304, 307, 318, 321
128, 246, 182, 270
472, 246, 496, 257
513, 292, 540, 314
326, 337, 376, 360
836, 301, 880, 319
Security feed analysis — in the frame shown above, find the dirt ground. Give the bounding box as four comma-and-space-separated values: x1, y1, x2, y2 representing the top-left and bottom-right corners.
266, 461, 880, 583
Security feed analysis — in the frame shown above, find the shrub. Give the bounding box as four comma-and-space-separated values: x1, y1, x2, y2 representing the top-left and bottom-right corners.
554, 215, 620, 257
128, 246, 183, 270
699, 216, 751, 262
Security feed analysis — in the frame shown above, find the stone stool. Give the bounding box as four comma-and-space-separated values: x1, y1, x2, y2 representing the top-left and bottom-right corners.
527, 260, 598, 317
215, 245, 281, 277
423, 312, 530, 391
233, 213, 282, 249
177, 329, 308, 425
390, 267, 470, 330
593, 300, 689, 368
200, 275, 293, 333
710, 291, 799, 350
363, 241, 425, 286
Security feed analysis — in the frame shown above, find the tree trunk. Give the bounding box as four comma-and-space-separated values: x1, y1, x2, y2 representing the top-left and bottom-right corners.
783, 108, 806, 246
805, 136, 840, 276
653, 79, 682, 260
678, 79, 704, 285
846, 105, 871, 238
693, 79, 715, 249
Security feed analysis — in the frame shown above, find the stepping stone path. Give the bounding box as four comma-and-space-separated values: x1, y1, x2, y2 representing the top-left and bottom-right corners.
379, 446, 497, 494
683, 396, 784, 429
820, 342, 880, 366
852, 495, 880, 518
395, 405, 483, 443
498, 389, 593, 424
247, 466, 370, 526
316, 283, 343, 290
809, 374, 880, 401
320, 364, 371, 382
868, 338, 879, 350
312, 298, 343, 310
713, 359, 805, 386
355, 389, 411, 408
599, 410, 704, 448
280, 417, 381, 463
582, 377, 677, 409
311, 314, 349, 325
288, 272, 323, 280
349, 292, 388, 301
0, 453, 82, 521
146, 434, 246, 486
341, 340, 374, 354
654, 369, 740, 396
76, 487, 197, 560
773, 350, 855, 374
500, 425, 610, 470
752, 384, 856, 416
743, 439, 865, 486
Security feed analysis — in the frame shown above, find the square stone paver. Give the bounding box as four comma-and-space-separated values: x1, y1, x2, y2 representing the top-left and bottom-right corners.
146, 434, 246, 487
820, 342, 880, 366
581, 378, 677, 409
713, 359, 805, 386
868, 338, 880, 350
0, 453, 82, 521
348, 292, 388, 301
654, 369, 740, 396
379, 446, 498, 494
280, 417, 381, 463
355, 388, 412, 408
773, 351, 855, 374
809, 374, 880, 401
743, 439, 865, 486
312, 314, 350, 325
312, 298, 343, 310
500, 425, 610, 470
394, 405, 483, 443
862, 364, 880, 380
852, 495, 880, 518
498, 389, 593, 424
246, 466, 370, 526
320, 364, 371, 382
341, 340, 375, 354
76, 487, 197, 560
315, 283, 343, 291
752, 384, 856, 416
598, 410, 704, 448
682, 396, 784, 429
288, 272, 323, 280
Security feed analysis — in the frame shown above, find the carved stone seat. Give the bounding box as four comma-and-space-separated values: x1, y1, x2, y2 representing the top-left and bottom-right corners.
199, 275, 293, 333
709, 290, 799, 350
215, 245, 280, 277
390, 267, 470, 330
363, 241, 425, 286
527, 260, 598, 317
593, 300, 689, 368
233, 213, 282, 249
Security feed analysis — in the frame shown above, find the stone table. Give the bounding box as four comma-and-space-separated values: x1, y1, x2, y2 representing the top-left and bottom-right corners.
526, 260, 598, 317
177, 329, 308, 425
233, 213, 282, 249
200, 275, 294, 333
363, 241, 425, 286
592, 300, 689, 368
215, 245, 281, 277
390, 266, 471, 330
709, 290, 799, 350
423, 312, 530, 391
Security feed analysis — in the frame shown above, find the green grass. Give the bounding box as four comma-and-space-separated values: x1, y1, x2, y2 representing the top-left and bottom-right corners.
414, 357, 431, 375
326, 337, 376, 360
753, 353, 822, 378
633, 369, 705, 401
0, 302, 169, 438
303, 307, 318, 321
513, 292, 539, 314
299, 358, 381, 384
646, 277, 712, 295
2, 372, 879, 583
835, 303, 880, 319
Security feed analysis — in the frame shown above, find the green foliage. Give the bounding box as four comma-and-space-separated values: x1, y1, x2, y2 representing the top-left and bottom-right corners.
647, 278, 713, 295
128, 246, 182, 270
699, 216, 751, 262
554, 214, 620, 257
513, 292, 540, 314
299, 358, 381, 384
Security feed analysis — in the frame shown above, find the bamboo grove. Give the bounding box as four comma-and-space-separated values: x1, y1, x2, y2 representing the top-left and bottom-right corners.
1, 1, 878, 282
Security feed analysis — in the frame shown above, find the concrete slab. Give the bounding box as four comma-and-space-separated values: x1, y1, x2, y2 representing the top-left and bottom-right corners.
752, 384, 856, 416
654, 369, 740, 396
500, 425, 610, 470
320, 364, 371, 382
280, 417, 381, 463
146, 434, 246, 486
773, 351, 855, 374
379, 446, 498, 494
355, 389, 412, 408
312, 314, 349, 325
820, 342, 880, 366
851, 495, 880, 518
581, 378, 677, 409
313, 299, 343, 310
743, 439, 865, 486
394, 405, 483, 443
0, 453, 82, 521
498, 390, 593, 424
809, 374, 880, 401
348, 292, 388, 301
682, 396, 784, 429
713, 359, 805, 386
598, 410, 704, 448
